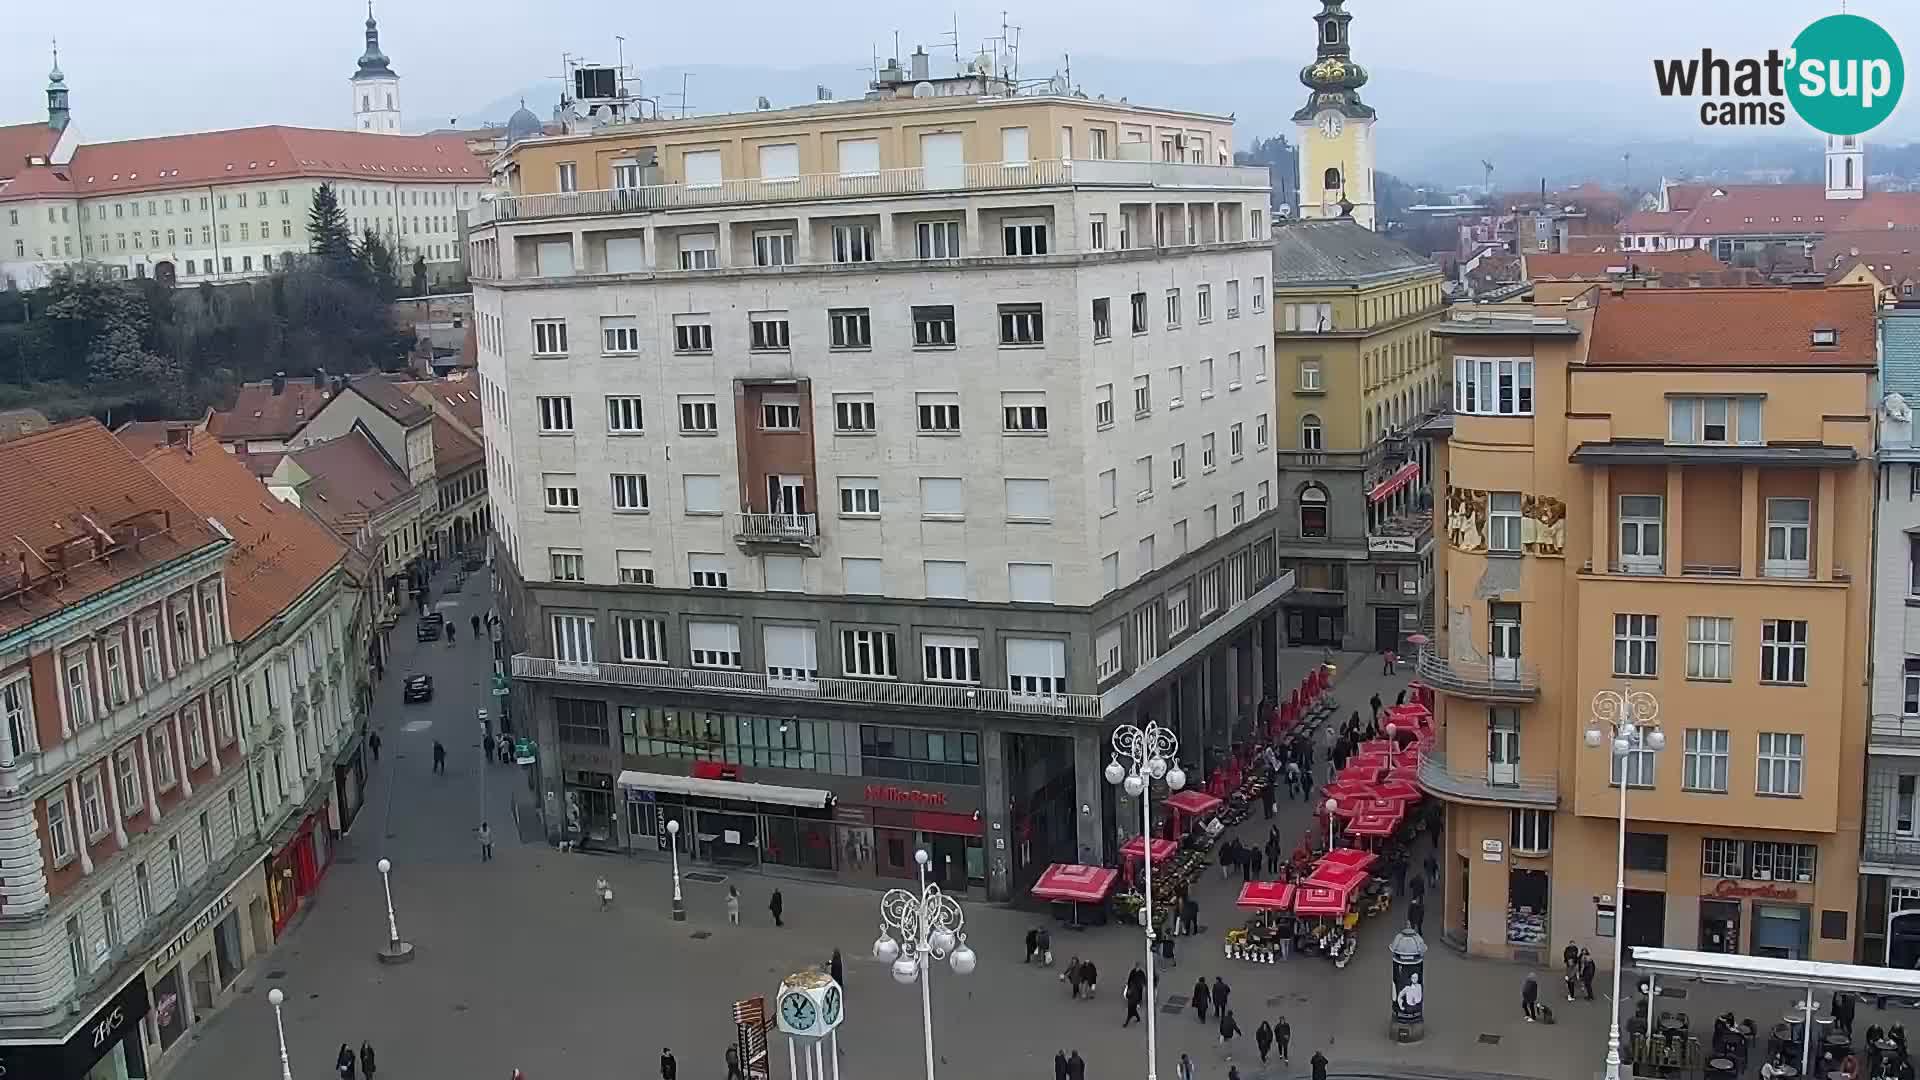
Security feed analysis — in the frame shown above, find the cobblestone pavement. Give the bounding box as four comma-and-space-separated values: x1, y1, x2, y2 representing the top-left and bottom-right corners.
166, 630, 1846, 1080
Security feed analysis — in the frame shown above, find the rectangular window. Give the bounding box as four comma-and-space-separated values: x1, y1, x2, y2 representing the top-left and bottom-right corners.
1003, 219, 1048, 256
1168, 587, 1191, 636
1510, 809, 1551, 855
1135, 455, 1155, 500
1750, 840, 1817, 882
555, 698, 609, 748
832, 224, 875, 263
551, 613, 595, 666
1252, 277, 1266, 313
838, 477, 881, 516
1, 677, 35, 762
532, 319, 569, 355
1906, 659, 1920, 715
550, 549, 584, 582
1196, 283, 1212, 323
1702, 837, 1745, 879
682, 475, 723, 514
1610, 727, 1658, 788
1007, 563, 1054, 604
537, 396, 574, 433
1901, 775, 1920, 836
1095, 384, 1114, 428
761, 398, 801, 431
752, 229, 795, 267
1683, 728, 1730, 793
920, 477, 965, 518
749, 311, 791, 351
672, 316, 714, 354
829, 308, 872, 349
679, 396, 719, 433
1255, 414, 1270, 451
1760, 619, 1808, 684
1005, 478, 1052, 521
617, 615, 665, 662
1096, 624, 1123, 680
1488, 492, 1522, 552
841, 629, 900, 679
1133, 375, 1152, 417
999, 304, 1044, 345
677, 232, 719, 269
1002, 392, 1048, 433
64, 656, 93, 729
1201, 433, 1217, 471
79, 770, 107, 838
1099, 469, 1118, 513
46, 793, 74, 864
1757, 732, 1805, 796
1005, 637, 1066, 697
1668, 396, 1763, 445
1618, 495, 1664, 572
114, 750, 143, 818
923, 560, 967, 598
152, 727, 175, 789
912, 305, 956, 347
917, 220, 960, 259
917, 393, 961, 433
1131, 292, 1148, 333
834, 395, 876, 433
615, 551, 655, 588
1172, 443, 1187, 484
1453, 357, 1535, 416
1198, 565, 1222, 615
1229, 422, 1245, 459
1089, 213, 1108, 251
1613, 613, 1658, 677
603, 395, 645, 435
1165, 288, 1182, 328
543, 474, 580, 511
1686, 616, 1733, 680
610, 473, 650, 513
923, 634, 981, 684
688, 554, 731, 590
1764, 498, 1811, 578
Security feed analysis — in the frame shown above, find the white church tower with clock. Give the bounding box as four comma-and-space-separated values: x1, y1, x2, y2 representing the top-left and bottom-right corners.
1293, 0, 1377, 229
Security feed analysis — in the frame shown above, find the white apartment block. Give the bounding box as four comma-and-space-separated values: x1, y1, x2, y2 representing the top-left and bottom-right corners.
474, 90, 1300, 902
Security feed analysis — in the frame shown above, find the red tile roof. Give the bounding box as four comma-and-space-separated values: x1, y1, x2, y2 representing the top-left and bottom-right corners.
429, 416, 483, 477
0, 420, 222, 634
131, 431, 346, 642
0, 121, 60, 183
1588, 285, 1878, 367
1525, 249, 1722, 280
0, 125, 486, 202
1625, 186, 1920, 239
280, 432, 413, 541
211, 378, 335, 442
1815, 229, 1920, 286
343, 375, 432, 428
1618, 210, 1691, 234
393, 378, 483, 432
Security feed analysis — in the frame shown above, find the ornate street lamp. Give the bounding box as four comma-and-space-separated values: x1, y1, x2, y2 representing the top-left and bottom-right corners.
872, 848, 976, 1080
666, 817, 686, 921
1587, 686, 1663, 1080
267, 986, 293, 1080
1105, 721, 1186, 1080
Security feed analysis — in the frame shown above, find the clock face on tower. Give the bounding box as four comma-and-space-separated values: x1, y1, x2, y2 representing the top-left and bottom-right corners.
821, 985, 843, 1027
780, 992, 817, 1032
1317, 111, 1345, 139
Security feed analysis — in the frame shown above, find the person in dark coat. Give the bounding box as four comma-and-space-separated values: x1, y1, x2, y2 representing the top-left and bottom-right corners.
337, 1044, 357, 1080
1054, 1050, 1069, 1080
1409, 872, 1425, 905
1211, 975, 1231, 1018
1066, 1051, 1086, 1080
1193, 977, 1211, 1023
1311, 1050, 1330, 1080
368, 730, 381, 761
660, 1048, 677, 1080
1277, 1016, 1292, 1062
830, 949, 844, 990
1409, 897, 1425, 936
1256, 1020, 1274, 1064
1182, 894, 1200, 937
1080, 958, 1098, 998
1369, 692, 1383, 725
769, 889, 784, 927
1218, 1008, 1242, 1052
1026, 928, 1041, 963
1123, 963, 1147, 1027
1522, 973, 1540, 1021
431, 740, 446, 774
360, 1042, 377, 1080
725, 1044, 745, 1080
1580, 950, 1597, 1001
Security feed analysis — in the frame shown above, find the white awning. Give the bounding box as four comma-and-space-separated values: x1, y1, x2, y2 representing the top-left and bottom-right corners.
616, 770, 833, 809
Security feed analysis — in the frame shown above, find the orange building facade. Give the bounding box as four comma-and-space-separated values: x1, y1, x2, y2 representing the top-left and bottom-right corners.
1418, 285, 1876, 963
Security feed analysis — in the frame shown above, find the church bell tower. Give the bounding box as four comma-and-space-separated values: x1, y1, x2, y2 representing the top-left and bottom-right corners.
350, 3, 402, 132
1293, 0, 1377, 229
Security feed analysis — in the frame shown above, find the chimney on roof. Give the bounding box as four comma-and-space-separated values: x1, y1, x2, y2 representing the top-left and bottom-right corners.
910, 46, 930, 82
313, 367, 327, 389
165, 424, 191, 449
272, 371, 287, 395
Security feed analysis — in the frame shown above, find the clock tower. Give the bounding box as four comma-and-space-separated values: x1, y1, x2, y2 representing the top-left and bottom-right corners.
1293, 0, 1377, 229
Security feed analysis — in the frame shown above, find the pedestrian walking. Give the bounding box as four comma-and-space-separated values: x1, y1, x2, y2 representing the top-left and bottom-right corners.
1423, 850, 1438, 884
1285, 760, 1301, 800
1522, 973, 1540, 1021
1276, 1016, 1291, 1062
1193, 977, 1210, 1023
1026, 928, 1041, 963
1382, 649, 1396, 675
1562, 941, 1580, 976
432, 740, 446, 773
1580, 950, 1597, 1001
1055, 1051, 1070, 1080
1409, 897, 1425, 936
360, 1041, 376, 1080
471, 613, 482, 638
1065, 1051, 1085, 1080
1409, 872, 1425, 904
478, 821, 493, 862
660, 1048, 677, 1080
830, 949, 844, 990
1080, 958, 1098, 998
368, 730, 381, 761
1211, 975, 1231, 1019
1064, 956, 1083, 998
1241, 847, 1255, 883
1123, 963, 1147, 1027
1218, 1008, 1241, 1052
1228, 1067, 1242, 1080
727, 886, 741, 926
1256, 1020, 1274, 1064
1565, 964, 1580, 1002
1311, 1050, 1329, 1080
1391, 859, 1407, 896
595, 876, 613, 910
1036, 927, 1052, 966
1183, 895, 1200, 937
1177, 1052, 1196, 1080
769, 888, 784, 927
1369, 692, 1383, 725
725, 1044, 745, 1080
337, 1043, 357, 1080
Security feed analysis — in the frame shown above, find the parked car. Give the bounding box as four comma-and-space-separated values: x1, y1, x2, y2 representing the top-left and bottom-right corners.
402, 673, 434, 703
416, 612, 444, 641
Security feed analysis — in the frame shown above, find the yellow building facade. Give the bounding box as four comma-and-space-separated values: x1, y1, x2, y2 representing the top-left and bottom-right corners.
1420, 285, 1876, 964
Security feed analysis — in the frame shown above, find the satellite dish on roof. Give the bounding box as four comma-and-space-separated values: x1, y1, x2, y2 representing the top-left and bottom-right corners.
912, 81, 934, 98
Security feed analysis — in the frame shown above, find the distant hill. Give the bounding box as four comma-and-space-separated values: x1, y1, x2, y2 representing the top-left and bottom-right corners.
468, 55, 1918, 190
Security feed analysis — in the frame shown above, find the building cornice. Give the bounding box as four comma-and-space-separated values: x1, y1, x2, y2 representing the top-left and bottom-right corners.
0, 540, 230, 659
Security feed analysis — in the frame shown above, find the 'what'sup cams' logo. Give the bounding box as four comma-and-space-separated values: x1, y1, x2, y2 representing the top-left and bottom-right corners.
1653, 13, 1904, 135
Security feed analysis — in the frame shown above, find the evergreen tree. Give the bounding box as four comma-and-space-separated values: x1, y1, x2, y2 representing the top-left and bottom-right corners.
355, 229, 399, 300
307, 182, 354, 264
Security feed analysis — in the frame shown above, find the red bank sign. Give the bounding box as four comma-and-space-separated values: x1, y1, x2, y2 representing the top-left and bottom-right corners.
864, 784, 949, 807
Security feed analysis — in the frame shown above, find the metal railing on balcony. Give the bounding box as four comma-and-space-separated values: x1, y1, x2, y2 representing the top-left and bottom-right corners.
1275, 444, 1388, 471
1872, 715, 1920, 748
512, 654, 1105, 720
1415, 744, 1558, 807
735, 512, 819, 547
1414, 647, 1540, 700
1865, 833, 1920, 869
473, 159, 1270, 225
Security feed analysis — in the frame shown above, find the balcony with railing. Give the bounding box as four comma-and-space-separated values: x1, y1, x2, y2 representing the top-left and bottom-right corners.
1865, 832, 1920, 871
512, 654, 1104, 720
734, 513, 820, 554
1414, 646, 1540, 701
474, 159, 1270, 226
1416, 743, 1558, 808
1275, 443, 1388, 472
1872, 714, 1920, 753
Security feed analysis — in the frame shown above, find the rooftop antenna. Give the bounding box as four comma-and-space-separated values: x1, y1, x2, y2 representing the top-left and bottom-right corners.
615, 35, 627, 96
1063, 51, 1072, 93
941, 14, 961, 72
1481, 158, 1495, 196
680, 72, 691, 118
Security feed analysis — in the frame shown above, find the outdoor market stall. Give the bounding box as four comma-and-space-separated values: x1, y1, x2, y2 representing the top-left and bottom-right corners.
1030, 863, 1118, 927
1225, 881, 1298, 964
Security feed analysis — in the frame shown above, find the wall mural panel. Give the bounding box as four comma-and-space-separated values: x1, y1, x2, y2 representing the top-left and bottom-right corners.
1446, 486, 1487, 552
1520, 494, 1566, 557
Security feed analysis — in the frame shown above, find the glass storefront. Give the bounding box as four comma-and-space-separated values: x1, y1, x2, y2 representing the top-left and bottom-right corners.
1753, 903, 1810, 960
214, 912, 242, 988
151, 966, 188, 1052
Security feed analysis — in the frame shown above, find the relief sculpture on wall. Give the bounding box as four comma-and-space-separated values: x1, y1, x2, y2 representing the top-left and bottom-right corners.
1445, 486, 1487, 553
1520, 494, 1566, 557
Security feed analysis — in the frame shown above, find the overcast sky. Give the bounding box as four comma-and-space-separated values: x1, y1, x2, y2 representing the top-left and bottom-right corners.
4, 0, 1916, 142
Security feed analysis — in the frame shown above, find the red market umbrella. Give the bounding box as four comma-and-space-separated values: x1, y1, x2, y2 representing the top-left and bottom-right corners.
1236, 881, 1298, 911
1319, 848, 1379, 873
1359, 739, 1396, 756
1120, 835, 1177, 865
1346, 812, 1400, 837
1031, 864, 1120, 903
1374, 778, 1422, 801
1293, 884, 1351, 917
1388, 703, 1432, 723
1348, 752, 1390, 770
1405, 633, 1429, 647
1306, 861, 1370, 892
1166, 789, 1224, 816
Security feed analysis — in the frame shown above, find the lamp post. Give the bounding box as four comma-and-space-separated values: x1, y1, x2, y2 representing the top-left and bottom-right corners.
1587, 686, 1663, 1080
666, 817, 685, 921
267, 986, 293, 1080
477, 707, 490, 825
873, 847, 976, 1080
1105, 720, 1186, 1080
1325, 796, 1339, 850
375, 857, 415, 963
